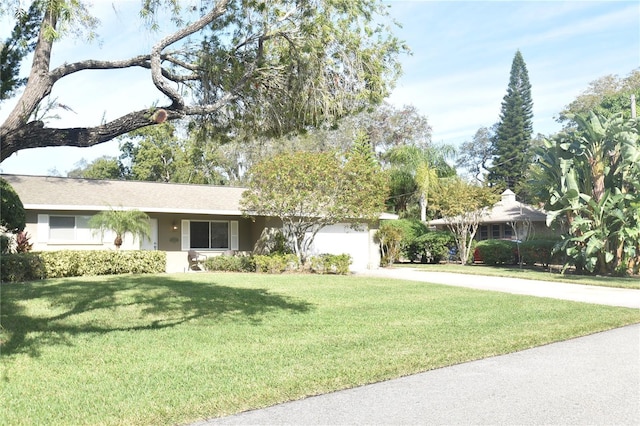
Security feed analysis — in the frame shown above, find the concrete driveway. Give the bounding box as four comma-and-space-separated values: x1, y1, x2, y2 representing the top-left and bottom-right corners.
358, 267, 640, 309
193, 269, 640, 425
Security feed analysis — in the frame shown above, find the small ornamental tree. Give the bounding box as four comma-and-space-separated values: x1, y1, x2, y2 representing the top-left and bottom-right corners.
241, 150, 388, 261
88, 207, 151, 250
430, 179, 499, 265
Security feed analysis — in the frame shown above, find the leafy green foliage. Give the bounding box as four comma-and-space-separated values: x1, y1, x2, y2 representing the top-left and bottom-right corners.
0, 2, 42, 100
0, 252, 46, 282
475, 240, 518, 265
204, 255, 256, 272
241, 150, 388, 260
308, 254, 352, 275
0, 177, 26, 233
519, 239, 563, 267
488, 50, 534, 199
1, 1, 404, 160
88, 207, 151, 249
559, 69, 640, 124
534, 112, 640, 275
67, 156, 124, 179
0, 250, 166, 282
430, 179, 500, 265
375, 221, 403, 266
386, 144, 456, 219
415, 231, 456, 264
254, 254, 301, 273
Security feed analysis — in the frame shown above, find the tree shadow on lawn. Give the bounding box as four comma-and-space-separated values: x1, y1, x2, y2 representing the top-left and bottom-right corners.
0, 274, 313, 358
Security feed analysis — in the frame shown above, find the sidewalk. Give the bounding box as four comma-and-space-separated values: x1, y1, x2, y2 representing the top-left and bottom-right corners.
194, 270, 640, 425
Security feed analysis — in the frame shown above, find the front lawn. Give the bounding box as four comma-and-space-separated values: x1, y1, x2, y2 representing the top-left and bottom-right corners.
2, 273, 639, 425
401, 263, 640, 289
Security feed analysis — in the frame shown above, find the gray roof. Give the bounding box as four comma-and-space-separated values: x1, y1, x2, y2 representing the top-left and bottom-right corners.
2, 174, 246, 215
429, 189, 547, 225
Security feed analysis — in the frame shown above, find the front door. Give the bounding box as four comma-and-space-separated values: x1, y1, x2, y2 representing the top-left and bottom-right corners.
141, 218, 158, 250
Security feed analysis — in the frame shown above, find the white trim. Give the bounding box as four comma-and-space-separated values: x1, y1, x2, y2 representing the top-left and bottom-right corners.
181, 220, 190, 251
37, 214, 49, 243
230, 220, 239, 250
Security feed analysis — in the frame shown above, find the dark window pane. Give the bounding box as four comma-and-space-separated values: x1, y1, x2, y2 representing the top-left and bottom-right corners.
210, 222, 228, 249
480, 225, 488, 240
190, 221, 210, 249
492, 225, 500, 238
49, 216, 75, 240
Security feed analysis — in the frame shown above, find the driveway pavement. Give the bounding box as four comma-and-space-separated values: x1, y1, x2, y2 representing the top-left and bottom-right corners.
194, 269, 640, 425
358, 267, 640, 309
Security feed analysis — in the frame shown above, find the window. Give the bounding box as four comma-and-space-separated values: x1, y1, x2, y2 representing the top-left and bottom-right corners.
491, 225, 501, 239
189, 221, 230, 249
47, 215, 100, 243
479, 226, 488, 240
504, 225, 513, 239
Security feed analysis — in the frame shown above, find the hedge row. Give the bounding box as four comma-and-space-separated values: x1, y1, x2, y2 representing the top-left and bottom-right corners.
1, 250, 166, 283
474, 239, 563, 267
204, 253, 352, 275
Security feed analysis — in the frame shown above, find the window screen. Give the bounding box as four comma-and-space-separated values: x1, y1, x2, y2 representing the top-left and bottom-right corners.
49, 216, 76, 240
189, 221, 229, 249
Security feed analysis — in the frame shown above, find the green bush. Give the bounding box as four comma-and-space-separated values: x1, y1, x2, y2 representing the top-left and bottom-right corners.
308, 254, 352, 275
414, 231, 456, 263
254, 254, 300, 273
1, 250, 166, 282
375, 222, 403, 266
0, 253, 46, 282
475, 240, 518, 265
1, 234, 11, 254
394, 219, 430, 262
519, 239, 563, 267
204, 255, 256, 272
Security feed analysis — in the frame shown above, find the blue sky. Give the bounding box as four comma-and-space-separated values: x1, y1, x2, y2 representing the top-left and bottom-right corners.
1, 0, 639, 176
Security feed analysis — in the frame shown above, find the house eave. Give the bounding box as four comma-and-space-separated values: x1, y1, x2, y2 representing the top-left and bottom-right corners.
24, 204, 243, 216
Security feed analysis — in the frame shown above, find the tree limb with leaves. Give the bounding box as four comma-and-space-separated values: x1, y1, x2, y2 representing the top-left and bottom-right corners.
1, 0, 404, 161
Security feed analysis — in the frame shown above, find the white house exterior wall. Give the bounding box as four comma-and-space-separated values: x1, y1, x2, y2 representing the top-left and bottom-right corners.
307, 223, 380, 271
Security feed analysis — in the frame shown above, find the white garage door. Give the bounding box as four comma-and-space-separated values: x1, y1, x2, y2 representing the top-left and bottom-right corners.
307, 224, 373, 271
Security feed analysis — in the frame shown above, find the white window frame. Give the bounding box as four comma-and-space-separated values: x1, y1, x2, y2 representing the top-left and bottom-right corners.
38, 214, 103, 244
181, 219, 239, 251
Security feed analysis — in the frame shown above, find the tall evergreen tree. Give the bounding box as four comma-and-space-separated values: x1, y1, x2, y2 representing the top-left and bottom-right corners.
488, 50, 533, 198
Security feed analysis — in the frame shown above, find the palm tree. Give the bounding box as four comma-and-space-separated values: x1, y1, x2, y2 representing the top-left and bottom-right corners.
386, 144, 456, 221
89, 207, 151, 249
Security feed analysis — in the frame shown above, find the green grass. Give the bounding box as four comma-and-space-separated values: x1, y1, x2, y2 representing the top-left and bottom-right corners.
2, 273, 639, 425
399, 263, 640, 289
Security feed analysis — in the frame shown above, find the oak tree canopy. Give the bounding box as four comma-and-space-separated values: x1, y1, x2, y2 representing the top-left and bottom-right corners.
0, 0, 405, 162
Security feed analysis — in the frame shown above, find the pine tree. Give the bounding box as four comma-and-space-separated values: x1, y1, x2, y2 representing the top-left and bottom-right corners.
488, 50, 533, 198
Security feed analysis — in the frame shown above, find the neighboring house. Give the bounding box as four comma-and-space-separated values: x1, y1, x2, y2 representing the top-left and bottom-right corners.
3, 174, 390, 272
429, 189, 552, 241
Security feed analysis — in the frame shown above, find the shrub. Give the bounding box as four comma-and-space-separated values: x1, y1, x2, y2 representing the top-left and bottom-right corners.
393, 219, 430, 262
204, 255, 256, 272
15, 231, 33, 253
0, 253, 46, 282
0, 234, 11, 254
308, 254, 352, 275
519, 239, 563, 267
1, 250, 166, 282
414, 231, 456, 263
475, 240, 518, 265
254, 254, 300, 273
375, 222, 403, 266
